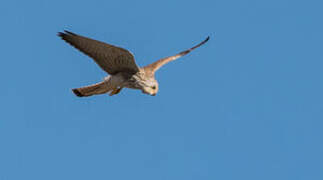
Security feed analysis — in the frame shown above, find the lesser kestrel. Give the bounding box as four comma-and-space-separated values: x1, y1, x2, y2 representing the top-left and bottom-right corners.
58, 30, 209, 97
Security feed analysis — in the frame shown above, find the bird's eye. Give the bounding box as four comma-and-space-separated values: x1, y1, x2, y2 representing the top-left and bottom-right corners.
152, 86, 156, 90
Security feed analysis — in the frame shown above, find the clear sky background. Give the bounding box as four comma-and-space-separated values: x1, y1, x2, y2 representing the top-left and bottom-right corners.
1, 0, 322, 179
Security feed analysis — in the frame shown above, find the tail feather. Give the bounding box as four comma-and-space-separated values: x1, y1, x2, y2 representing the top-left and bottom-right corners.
72, 81, 110, 97
72, 88, 84, 97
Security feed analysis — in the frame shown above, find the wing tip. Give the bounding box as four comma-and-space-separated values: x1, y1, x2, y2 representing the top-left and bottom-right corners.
187, 35, 210, 51
57, 30, 77, 38
57, 31, 65, 38
202, 36, 210, 44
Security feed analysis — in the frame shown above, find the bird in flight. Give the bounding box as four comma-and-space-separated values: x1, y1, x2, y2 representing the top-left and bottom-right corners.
58, 30, 209, 97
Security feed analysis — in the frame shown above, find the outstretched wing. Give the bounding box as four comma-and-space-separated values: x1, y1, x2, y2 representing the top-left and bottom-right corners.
58, 30, 140, 75
143, 36, 210, 75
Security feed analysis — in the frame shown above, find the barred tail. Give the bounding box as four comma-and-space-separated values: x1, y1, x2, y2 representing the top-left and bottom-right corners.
72, 81, 110, 97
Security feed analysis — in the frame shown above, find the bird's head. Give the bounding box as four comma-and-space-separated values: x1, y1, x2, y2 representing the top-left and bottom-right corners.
141, 78, 159, 96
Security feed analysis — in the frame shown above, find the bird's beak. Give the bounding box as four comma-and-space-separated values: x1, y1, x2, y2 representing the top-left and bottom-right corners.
151, 93, 156, 96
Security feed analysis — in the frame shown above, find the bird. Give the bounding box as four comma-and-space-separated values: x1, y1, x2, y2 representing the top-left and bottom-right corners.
58, 30, 209, 97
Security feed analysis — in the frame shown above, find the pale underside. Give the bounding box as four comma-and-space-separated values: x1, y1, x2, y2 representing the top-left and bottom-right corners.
58, 30, 209, 97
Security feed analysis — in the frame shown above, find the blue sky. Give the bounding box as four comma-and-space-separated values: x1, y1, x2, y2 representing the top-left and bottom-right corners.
1, 0, 323, 179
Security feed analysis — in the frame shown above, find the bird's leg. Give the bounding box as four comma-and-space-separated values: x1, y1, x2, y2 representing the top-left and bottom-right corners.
109, 87, 123, 96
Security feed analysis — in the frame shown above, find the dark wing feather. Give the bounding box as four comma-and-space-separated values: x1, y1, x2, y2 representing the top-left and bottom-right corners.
58, 30, 140, 75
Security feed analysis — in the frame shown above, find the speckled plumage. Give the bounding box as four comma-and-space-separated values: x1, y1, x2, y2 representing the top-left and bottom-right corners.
58, 30, 209, 97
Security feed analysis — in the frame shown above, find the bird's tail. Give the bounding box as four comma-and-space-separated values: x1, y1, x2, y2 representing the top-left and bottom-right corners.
72, 81, 111, 97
